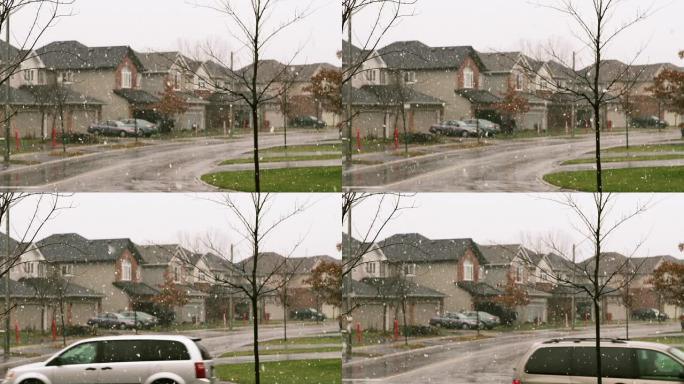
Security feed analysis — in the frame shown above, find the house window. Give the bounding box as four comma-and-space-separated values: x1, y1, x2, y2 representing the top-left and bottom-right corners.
403, 71, 416, 84
365, 262, 376, 274
37, 263, 46, 278
365, 70, 377, 82
23, 69, 35, 83
199, 78, 207, 89
173, 265, 181, 283
23, 262, 35, 274
60, 71, 74, 84
403, 263, 416, 276
379, 262, 386, 277
515, 73, 523, 91
173, 72, 181, 90
61, 264, 74, 276
121, 67, 132, 89
463, 67, 474, 89
515, 265, 524, 283
463, 260, 474, 281
379, 70, 386, 85
121, 259, 132, 281
38, 71, 46, 84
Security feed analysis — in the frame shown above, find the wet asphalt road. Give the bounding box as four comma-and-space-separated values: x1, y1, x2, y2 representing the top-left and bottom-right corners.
342, 323, 680, 383
0, 131, 338, 192
343, 130, 682, 192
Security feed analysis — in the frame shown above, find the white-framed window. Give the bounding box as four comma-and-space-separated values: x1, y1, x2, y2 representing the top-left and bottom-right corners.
60, 71, 74, 84
61, 264, 74, 276
403, 263, 416, 276
379, 70, 386, 85
463, 67, 474, 89
174, 72, 181, 90
515, 73, 524, 91
365, 262, 376, 274
37, 263, 46, 278
403, 71, 416, 84
121, 259, 132, 281
515, 265, 524, 283
23, 262, 34, 274
23, 69, 35, 83
173, 265, 181, 283
121, 67, 132, 89
463, 260, 474, 281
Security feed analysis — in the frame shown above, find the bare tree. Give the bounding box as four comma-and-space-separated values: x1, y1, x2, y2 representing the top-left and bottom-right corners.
341, 0, 417, 166
190, 0, 311, 192
522, 0, 652, 192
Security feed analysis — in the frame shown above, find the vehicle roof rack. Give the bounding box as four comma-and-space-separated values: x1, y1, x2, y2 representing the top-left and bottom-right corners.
543, 338, 628, 344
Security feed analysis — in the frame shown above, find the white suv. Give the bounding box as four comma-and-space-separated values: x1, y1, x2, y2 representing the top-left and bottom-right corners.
513, 338, 684, 383
4, 335, 215, 384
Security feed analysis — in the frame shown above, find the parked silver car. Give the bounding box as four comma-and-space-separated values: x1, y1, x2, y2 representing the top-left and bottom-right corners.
513, 338, 684, 383
4, 335, 215, 384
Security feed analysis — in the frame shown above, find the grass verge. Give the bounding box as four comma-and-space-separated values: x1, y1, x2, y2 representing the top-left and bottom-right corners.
259, 336, 341, 347
220, 346, 339, 358
562, 154, 684, 165
215, 359, 341, 384
260, 144, 340, 154
220, 154, 340, 165
604, 143, 684, 153
544, 166, 684, 192
201, 166, 341, 192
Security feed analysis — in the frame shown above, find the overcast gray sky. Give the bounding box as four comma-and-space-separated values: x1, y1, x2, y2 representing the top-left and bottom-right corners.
10, 0, 338, 67
349, 193, 684, 262
352, 0, 683, 66
7, 193, 340, 262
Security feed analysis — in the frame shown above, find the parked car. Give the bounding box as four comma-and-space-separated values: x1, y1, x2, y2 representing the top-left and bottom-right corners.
3, 335, 215, 384
462, 119, 501, 137
86, 312, 137, 329
429, 312, 480, 329
118, 311, 159, 328
290, 115, 326, 128
460, 311, 500, 329
292, 308, 326, 321
87, 120, 140, 137
429, 120, 477, 137
632, 308, 669, 321
630, 115, 668, 128
513, 338, 684, 383
120, 118, 159, 137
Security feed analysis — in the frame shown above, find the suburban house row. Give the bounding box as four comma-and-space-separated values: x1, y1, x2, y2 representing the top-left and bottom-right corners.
342, 39, 684, 137
0, 39, 339, 138
0, 232, 339, 332
342, 232, 683, 331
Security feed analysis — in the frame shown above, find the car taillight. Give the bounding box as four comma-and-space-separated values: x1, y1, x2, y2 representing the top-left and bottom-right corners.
512, 380, 522, 384
195, 362, 207, 379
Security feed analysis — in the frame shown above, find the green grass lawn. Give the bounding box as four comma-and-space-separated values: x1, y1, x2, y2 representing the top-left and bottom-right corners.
604, 143, 684, 153
201, 166, 341, 192
259, 336, 341, 347
215, 359, 341, 384
635, 336, 684, 345
260, 144, 340, 154
220, 346, 340, 358
544, 166, 684, 192
220, 154, 340, 165
561, 154, 684, 165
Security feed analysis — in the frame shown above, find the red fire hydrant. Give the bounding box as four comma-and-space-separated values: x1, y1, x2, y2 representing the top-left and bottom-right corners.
393, 319, 399, 341
51, 318, 57, 341
355, 322, 362, 344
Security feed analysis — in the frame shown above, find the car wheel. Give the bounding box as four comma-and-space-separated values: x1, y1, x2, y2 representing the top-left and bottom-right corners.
152, 380, 178, 384
461, 131, 469, 138
20, 380, 45, 384
462, 323, 470, 330
119, 323, 127, 330
119, 131, 127, 138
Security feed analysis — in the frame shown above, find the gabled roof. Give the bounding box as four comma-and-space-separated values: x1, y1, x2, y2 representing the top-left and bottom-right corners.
579, 252, 635, 277
343, 277, 446, 299
113, 281, 159, 297
36, 41, 142, 70
113, 89, 160, 105
457, 281, 501, 297
632, 255, 683, 274
21, 277, 104, 298
36, 234, 141, 264
135, 51, 179, 73
0, 40, 22, 63
343, 84, 445, 106
478, 52, 522, 73
0, 85, 104, 106
455, 89, 501, 104
136, 244, 178, 266
379, 41, 484, 71
238, 252, 338, 276
204, 60, 234, 79
478, 244, 522, 265
378, 233, 485, 264
341, 40, 372, 67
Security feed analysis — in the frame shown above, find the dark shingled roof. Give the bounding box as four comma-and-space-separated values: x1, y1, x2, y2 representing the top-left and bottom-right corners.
113, 89, 160, 105
457, 281, 501, 297
343, 277, 446, 299
238, 252, 339, 276
379, 41, 484, 71
632, 255, 683, 274
0, 86, 104, 106
478, 52, 521, 73
136, 244, 178, 266
343, 84, 445, 106
37, 41, 142, 70
113, 281, 159, 297
20, 277, 104, 298
36, 234, 142, 264
0, 40, 21, 62
204, 60, 234, 79
0, 279, 39, 298
455, 89, 501, 104
378, 233, 486, 264
136, 51, 178, 73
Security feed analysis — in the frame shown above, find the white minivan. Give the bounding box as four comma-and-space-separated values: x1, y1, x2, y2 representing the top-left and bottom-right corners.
513, 338, 684, 384
4, 335, 215, 384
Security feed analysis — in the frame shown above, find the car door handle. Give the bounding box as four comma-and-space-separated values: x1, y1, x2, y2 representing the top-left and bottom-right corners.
101, 367, 112, 370
85, 367, 96, 371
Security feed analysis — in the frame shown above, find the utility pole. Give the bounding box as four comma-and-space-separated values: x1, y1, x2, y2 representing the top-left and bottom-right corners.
571, 244, 576, 331
344, 13, 353, 168
283, 88, 288, 149
4, 13, 11, 165
4, 206, 10, 358
343, 207, 353, 362
228, 244, 234, 331
571, 52, 576, 139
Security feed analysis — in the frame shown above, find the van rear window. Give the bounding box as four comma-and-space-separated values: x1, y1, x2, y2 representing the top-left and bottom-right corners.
195, 341, 213, 360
